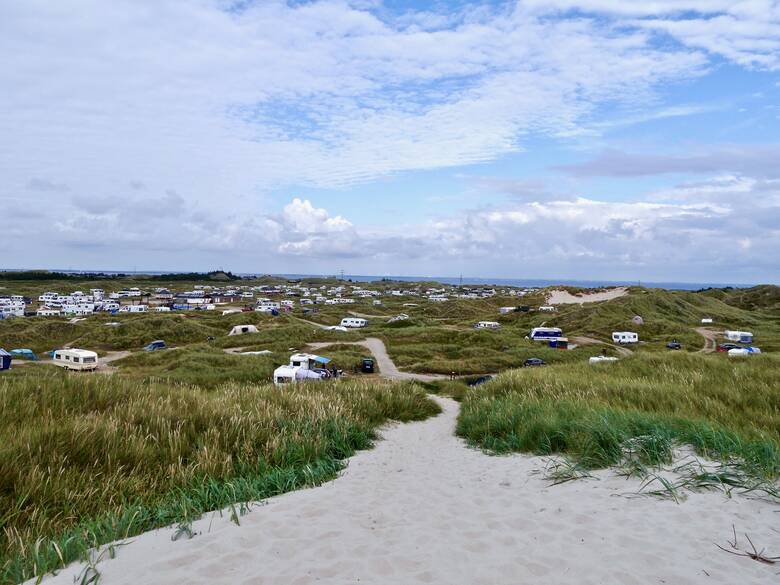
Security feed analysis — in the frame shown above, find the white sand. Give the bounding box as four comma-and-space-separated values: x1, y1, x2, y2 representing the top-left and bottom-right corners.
547, 287, 628, 305
35, 396, 777, 585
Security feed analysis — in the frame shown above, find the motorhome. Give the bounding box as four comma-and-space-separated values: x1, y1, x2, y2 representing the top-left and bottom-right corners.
340, 317, 368, 328
273, 353, 331, 385
724, 330, 753, 344
612, 331, 639, 344
530, 327, 563, 341
52, 349, 99, 371
474, 321, 501, 329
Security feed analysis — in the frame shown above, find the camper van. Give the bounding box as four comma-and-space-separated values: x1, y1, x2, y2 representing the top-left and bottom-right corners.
474, 321, 501, 329
530, 327, 563, 341
724, 330, 753, 344
273, 353, 331, 385
612, 332, 639, 344
52, 349, 99, 371
340, 317, 368, 328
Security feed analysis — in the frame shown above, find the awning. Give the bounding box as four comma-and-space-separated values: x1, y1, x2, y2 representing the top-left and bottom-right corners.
311, 355, 331, 364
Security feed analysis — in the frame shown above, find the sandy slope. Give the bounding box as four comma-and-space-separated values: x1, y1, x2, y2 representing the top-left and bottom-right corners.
547, 287, 628, 305
35, 397, 777, 585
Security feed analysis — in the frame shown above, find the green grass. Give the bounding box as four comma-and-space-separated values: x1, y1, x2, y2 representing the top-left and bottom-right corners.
0, 370, 439, 584
457, 353, 780, 480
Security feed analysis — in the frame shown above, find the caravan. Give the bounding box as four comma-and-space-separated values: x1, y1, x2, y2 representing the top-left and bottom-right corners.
530, 327, 563, 341
612, 332, 639, 344
340, 317, 367, 328
724, 330, 753, 344
474, 321, 501, 329
273, 353, 331, 385
52, 349, 99, 371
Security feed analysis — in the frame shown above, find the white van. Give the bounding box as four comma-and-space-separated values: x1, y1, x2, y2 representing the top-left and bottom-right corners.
52, 349, 99, 371
340, 317, 368, 328
612, 331, 638, 344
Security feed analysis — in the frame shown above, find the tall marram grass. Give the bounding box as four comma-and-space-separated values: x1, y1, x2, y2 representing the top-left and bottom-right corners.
0, 371, 439, 584
458, 353, 780, 478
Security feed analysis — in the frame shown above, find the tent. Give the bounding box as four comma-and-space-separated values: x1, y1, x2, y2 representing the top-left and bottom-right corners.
229, 324, 258, 336
10, 349, 37, 361
0, 349, 11, 371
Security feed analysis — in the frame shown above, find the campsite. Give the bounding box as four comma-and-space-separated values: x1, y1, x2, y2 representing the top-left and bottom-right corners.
1, 272, 779, 585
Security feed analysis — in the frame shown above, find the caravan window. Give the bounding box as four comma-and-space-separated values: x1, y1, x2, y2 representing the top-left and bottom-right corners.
73, 357, 80, 363
292, 360, 301, 366
83, 357, 96, 363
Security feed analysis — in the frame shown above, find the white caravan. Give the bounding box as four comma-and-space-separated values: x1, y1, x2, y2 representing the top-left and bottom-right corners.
474, 321, 501, 329
273, 353, 331, 385
530, 327, 564, 341
340, 317, 367, 328
724, 330, 753, 343
118, 305, 148, 313
612, 331, 638, 344
52, 349, 99, 371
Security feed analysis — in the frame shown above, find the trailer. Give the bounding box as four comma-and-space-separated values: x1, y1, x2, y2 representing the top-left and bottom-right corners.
475, 321, 501, 329
530, 327, 563, 341
274, 353, 331, 385
52, 349, 99, 371
340, 317, 368, 328
611, 331, 638, 344
724, 330, 753, 344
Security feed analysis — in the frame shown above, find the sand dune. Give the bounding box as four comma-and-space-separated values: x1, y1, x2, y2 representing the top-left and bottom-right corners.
547, 287, 628, 305
35, 396, 776, 585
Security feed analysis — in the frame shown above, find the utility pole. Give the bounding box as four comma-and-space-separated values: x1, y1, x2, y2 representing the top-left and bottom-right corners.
339, 269, 345, 281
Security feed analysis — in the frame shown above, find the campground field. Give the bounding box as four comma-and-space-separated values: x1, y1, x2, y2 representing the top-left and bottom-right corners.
1, 274, 779, 584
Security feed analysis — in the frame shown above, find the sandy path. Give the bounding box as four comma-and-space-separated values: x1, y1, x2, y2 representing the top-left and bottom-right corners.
36, 396, 777, 585
695, 327, 719, 353
308, 338, 446, 382
570, 335, 634, 357
547, 287, 628, 305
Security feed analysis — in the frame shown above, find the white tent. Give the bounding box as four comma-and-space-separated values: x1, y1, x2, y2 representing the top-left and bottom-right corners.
229, 324, 258, 336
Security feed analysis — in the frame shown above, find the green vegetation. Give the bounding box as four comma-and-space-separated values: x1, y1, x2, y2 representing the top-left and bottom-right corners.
457, 353, 780, 481
0, 370, 438, 584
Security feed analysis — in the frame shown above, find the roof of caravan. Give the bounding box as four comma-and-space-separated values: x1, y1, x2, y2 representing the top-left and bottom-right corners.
55, 348, 98, 357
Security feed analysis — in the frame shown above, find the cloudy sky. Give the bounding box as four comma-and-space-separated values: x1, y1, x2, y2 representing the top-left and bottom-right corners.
2, 0, 779, 283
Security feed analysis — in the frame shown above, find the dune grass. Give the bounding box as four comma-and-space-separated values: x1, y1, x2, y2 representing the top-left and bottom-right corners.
457, 353, 780, 481
0, 370, 439, 584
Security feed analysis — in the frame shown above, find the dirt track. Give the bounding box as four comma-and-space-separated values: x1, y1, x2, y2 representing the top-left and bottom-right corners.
570, 336, 634, 357
307, 337, 447, 382
695, 327, 719, 353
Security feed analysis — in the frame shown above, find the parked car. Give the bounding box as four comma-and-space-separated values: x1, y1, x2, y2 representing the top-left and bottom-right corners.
666, 341, 682, 350
717, 343, 742, 352
523, 358, 546, 367
468, 375, 494, 387
144, 340, 167, 352
360, 357, 375, 373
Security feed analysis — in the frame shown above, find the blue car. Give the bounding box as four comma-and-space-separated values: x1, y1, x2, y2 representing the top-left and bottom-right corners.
144, 340, 167, 352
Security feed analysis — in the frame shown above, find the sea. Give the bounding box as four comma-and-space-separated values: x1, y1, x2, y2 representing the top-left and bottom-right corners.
3, 269, 758, 291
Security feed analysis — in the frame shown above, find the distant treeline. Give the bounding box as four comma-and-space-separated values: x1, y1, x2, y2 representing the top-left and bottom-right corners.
0, 270, 242, 282
0, 271, 110, 281
147, 271, 241, 281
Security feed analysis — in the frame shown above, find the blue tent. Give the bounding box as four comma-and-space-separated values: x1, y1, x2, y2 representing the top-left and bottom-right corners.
10, 349, 38, 361
0, 349, 11, 371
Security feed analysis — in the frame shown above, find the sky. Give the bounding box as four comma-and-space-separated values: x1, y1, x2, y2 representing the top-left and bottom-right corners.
1, 0, 779, 284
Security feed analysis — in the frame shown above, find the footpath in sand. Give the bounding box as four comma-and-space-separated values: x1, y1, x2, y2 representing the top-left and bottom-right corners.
38, 405, 776, 584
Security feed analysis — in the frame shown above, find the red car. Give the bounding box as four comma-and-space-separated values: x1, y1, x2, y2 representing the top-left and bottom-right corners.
717, 343, 742, 352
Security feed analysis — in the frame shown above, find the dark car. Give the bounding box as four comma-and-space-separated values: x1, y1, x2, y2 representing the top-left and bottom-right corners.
523, 358, 546, 367
144, 340, 167, 352
666, 341, 682, 350
468, 375, 494, 387
717, 343, 742, 352
361, 357, 375, 373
